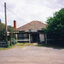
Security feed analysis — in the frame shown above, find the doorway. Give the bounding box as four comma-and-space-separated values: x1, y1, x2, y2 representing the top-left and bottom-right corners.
32, 33, 39, 42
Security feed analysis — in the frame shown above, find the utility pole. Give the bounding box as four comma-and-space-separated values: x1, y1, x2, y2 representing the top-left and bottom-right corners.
4, 2, 8, 42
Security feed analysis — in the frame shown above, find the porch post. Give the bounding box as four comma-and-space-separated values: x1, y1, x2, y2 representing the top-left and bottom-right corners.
29, 33, 31, 44
16, 34, 17, 40
29, 29, 31, 44
45, 34, 47, 44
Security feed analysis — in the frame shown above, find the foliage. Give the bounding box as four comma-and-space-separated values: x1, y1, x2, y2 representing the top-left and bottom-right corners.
8, 25, 15, 33
0, 20, 5, 31
46, 8, 64, 40
5, 43, 9, 47
0, 20, 5, 41
0, 19, 1, 23
42, 28, 46, 34
11, 38, 17, 45
0, 20, 15, 41
8, 25, 16, 42
0, 31, 5, 41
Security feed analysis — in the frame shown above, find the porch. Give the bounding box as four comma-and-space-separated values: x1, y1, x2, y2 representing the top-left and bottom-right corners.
15, 30, 45, 43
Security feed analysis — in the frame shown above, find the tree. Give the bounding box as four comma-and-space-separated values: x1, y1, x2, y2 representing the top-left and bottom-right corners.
46, 8, 64, 40
8, 25, 15, 33
0, 19, 1, 23
0, 20, 5, 41
0, 21, 15, 41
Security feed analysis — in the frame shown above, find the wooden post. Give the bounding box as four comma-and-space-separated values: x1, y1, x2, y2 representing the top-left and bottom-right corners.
45, 34, 47, 44
29, 33, 31, 44
29, 29, 31, 44
4, 2, 8, 42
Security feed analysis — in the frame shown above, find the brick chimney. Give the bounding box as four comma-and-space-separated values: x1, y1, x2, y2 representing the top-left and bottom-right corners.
14, 20, 16, 29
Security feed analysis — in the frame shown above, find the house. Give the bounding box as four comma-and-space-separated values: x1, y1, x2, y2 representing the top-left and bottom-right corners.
14, 20, 46, 43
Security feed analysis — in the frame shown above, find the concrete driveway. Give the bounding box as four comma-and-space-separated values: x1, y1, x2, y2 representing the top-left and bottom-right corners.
0, 45, 64, 64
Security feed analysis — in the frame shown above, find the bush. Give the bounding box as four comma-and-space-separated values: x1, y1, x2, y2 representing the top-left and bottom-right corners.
11, 38, 17, 45
46, 8, 64, 40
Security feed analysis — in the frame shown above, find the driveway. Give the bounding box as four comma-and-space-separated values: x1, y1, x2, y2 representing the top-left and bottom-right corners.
0, 44, 64, 64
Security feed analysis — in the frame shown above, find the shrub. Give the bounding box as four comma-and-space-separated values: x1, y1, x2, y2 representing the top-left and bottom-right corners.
11, 38, 17, 45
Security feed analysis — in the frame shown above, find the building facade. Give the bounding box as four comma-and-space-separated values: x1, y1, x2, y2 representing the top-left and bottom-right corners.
15, 20, 46, 43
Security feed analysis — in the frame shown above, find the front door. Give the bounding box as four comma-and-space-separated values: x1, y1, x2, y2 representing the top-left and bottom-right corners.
32, 33, 39, 42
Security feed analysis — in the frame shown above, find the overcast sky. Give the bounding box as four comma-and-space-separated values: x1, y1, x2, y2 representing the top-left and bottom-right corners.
0, 0, 64, 28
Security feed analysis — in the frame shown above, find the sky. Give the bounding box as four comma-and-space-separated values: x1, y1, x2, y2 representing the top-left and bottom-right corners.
0, 0, 64, 28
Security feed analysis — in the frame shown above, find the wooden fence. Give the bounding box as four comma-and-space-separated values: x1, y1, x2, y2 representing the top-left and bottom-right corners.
0, 41, 7, 47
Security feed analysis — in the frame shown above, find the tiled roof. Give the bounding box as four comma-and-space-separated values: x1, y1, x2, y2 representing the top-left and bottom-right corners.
17, 20, 46, 31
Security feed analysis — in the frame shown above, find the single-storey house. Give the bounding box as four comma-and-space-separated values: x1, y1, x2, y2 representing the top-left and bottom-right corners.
15, 20, 46, 43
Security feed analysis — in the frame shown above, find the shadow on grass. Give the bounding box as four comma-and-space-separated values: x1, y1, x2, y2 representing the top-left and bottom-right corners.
37, 43, 64, 49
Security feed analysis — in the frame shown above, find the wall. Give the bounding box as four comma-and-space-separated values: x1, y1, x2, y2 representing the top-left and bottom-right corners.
39, 34, 44, 42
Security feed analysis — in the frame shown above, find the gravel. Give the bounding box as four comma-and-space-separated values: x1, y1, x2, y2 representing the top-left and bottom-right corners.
0, 45, 64, 64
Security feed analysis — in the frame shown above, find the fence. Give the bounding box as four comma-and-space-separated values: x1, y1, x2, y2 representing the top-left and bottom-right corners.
45, 34, 64, 44
0, 41, 7, 47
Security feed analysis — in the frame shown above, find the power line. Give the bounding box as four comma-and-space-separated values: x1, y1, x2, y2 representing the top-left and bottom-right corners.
7, 8, 26, 22
0, 3, 26, 23
7, 8, 37, 29
0, 3, 38, 29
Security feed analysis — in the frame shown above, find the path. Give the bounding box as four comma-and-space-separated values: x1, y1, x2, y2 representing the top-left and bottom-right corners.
0, 45, 64, 64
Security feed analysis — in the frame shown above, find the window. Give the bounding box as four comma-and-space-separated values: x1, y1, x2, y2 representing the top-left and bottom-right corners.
18, 34, 23, 37
23, 34, 27, 37
18, 33, 29, 40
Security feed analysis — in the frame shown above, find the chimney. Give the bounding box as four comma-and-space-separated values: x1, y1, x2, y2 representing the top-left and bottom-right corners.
14, 20, 16, 29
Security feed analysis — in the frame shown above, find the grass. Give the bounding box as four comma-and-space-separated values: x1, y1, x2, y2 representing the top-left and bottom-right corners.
36, 43, 64, 49
0, 45, 14, 50
15, 43, 34, 47
0, 43, 34, 51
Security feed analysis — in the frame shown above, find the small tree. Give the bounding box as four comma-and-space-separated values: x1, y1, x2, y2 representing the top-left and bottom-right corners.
0, 20, 5, 41
0, 21, 15, 41
8, 25, 16, 45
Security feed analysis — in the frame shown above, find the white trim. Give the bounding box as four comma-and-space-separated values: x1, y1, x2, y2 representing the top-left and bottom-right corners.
16, 39, 29, 41
31, 30, 37, 32
25, 30, 37, 32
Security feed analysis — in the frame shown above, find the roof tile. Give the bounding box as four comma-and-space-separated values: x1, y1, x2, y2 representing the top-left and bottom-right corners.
17, 20, 46, 31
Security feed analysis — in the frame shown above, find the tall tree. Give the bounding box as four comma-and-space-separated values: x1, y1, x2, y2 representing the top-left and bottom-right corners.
46, 8, 64, 40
